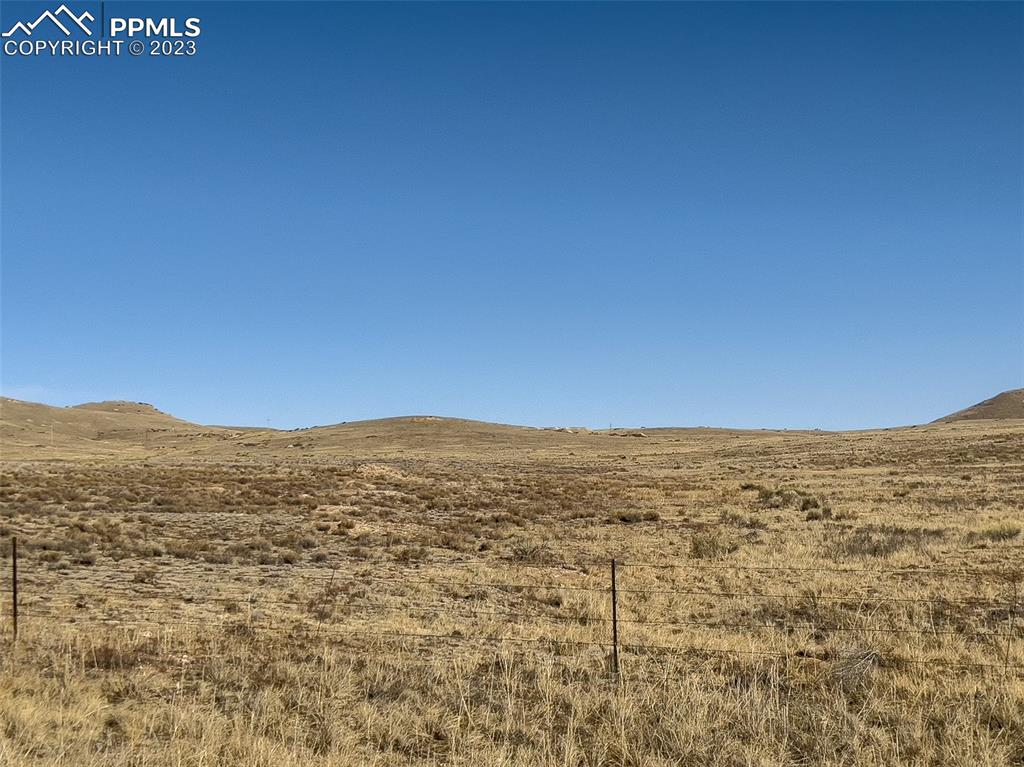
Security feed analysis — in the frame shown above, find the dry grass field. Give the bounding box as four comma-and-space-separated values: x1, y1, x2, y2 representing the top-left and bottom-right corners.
1, 397, 1023, 766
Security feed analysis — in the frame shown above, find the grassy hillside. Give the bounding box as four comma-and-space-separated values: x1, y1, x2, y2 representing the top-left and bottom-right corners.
935, 389, 1024, 423
1, 396, 1022, 765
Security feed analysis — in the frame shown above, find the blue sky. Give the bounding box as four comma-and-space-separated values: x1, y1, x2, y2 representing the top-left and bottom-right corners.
1, 1, 1022, 430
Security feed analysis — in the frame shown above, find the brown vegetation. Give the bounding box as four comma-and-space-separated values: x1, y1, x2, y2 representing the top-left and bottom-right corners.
0, 400, 1022, 765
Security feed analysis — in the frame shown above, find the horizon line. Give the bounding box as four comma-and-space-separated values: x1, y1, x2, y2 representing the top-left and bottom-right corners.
3, 391, 1019, 435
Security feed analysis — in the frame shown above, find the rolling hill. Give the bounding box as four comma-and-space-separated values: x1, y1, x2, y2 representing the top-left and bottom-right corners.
0, 398, 581, 460
934, 389, 1024, 423
0, 398, 245, 459
3, 390, 1021, 461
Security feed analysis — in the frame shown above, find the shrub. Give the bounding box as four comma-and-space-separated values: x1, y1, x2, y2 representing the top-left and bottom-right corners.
393, 546, 428, 563
831, 525, 944, 558
805, 504, 832, 522
609, 510, 660, 524
976, 524, 1021, 542
509, 541, 554, 564
720, 510, 767, 530
690, 531, 737, 559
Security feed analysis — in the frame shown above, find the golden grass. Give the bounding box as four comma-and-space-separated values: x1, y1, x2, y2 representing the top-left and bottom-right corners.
1, 418, 1023, 765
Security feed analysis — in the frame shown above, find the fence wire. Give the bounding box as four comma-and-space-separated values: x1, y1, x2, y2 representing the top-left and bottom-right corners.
3, 543, 1022, 677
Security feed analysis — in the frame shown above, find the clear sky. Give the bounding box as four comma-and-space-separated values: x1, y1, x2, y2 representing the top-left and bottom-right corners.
1, 1, 1022, 430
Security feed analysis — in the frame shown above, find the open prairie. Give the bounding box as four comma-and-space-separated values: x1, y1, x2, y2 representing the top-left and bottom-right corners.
1, 398, 1023, 766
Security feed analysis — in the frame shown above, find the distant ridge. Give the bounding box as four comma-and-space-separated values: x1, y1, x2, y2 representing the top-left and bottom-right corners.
934, 389, 1024, 423
73, 400, 176, 418
2, 391, 1022, 461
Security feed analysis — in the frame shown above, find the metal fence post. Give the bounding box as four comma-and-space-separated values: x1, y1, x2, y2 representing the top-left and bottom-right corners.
610, 558, 620, 680
1006, 579, 1018, 674
11, 536, 17, 643
315, 565, 339, 639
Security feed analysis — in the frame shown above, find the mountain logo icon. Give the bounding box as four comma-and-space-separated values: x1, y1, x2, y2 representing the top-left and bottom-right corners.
2, 4, 94, 37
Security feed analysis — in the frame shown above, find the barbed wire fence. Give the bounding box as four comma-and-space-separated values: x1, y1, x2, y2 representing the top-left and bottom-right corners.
2, 536, 1022, 682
